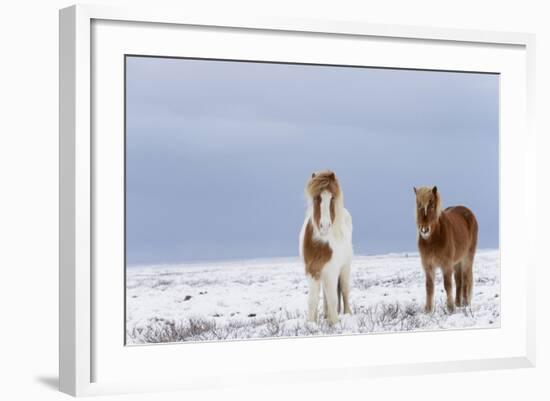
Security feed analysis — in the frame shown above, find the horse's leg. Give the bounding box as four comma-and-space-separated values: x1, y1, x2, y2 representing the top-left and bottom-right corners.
462, 255, 475, 306
321, 270, 339, 325
454, 262, 463, 307
337, 278, 342, 314
443, 266, 456, 313
307, 275, 321, 322
340, 262, 352, 314
423, 265, 435, 313
323, 291, 328, 318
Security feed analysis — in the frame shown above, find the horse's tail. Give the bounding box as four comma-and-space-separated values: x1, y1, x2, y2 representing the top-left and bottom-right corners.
337, 275, 343, 314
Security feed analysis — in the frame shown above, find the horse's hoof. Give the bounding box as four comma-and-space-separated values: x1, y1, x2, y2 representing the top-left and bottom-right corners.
447, 303, 456, 313
424, 305, 434, 314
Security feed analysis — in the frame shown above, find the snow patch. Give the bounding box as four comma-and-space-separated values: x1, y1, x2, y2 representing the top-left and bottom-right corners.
126, 250, 500, 344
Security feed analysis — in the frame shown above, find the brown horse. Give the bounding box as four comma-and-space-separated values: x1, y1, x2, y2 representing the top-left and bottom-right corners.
414, 186, 478, 313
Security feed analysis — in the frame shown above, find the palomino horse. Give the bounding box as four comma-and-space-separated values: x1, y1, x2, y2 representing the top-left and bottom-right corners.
299, 171, 353, 325
414, 186, 478, 313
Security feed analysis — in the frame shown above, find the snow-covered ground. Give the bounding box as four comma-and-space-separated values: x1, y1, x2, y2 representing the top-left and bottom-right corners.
126, 249, 500, 344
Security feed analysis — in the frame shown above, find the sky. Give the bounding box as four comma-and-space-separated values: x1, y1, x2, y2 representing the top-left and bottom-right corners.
125, 56, 499, 266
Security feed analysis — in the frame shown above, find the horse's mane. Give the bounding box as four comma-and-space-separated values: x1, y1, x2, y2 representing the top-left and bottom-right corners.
306, 171, 341, 200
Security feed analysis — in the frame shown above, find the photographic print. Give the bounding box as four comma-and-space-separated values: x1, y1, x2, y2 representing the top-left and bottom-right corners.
125, 56, 499, 344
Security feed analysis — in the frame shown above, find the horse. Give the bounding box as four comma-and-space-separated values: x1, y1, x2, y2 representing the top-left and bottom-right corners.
413, 186, 478, 313
299, 171, 353, 325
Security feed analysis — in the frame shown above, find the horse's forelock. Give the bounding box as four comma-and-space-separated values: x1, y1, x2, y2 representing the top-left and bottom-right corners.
306, 171, 341, 200
415, 186, 442, 217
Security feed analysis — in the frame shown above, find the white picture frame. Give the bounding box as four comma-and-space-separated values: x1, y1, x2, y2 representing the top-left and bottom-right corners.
59, 4, 536, 397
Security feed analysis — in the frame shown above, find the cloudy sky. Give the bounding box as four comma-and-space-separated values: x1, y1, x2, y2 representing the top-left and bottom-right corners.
125, 56, 499, 266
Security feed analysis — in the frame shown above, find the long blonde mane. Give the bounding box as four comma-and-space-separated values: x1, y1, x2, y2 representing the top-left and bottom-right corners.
305, 171, 345, 239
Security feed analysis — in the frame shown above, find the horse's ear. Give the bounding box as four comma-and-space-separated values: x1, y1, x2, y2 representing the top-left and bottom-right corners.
329, 172, 335, 180
311, 172, 316, 178
432, 186, 438, 195
413, 186, 417, 194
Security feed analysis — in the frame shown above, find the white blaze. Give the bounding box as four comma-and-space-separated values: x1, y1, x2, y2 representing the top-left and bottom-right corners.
319, 190, 333, 235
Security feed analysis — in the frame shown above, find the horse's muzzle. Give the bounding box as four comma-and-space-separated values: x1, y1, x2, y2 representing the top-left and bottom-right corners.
419, 226, 431, 239
319, 221, 332, 236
